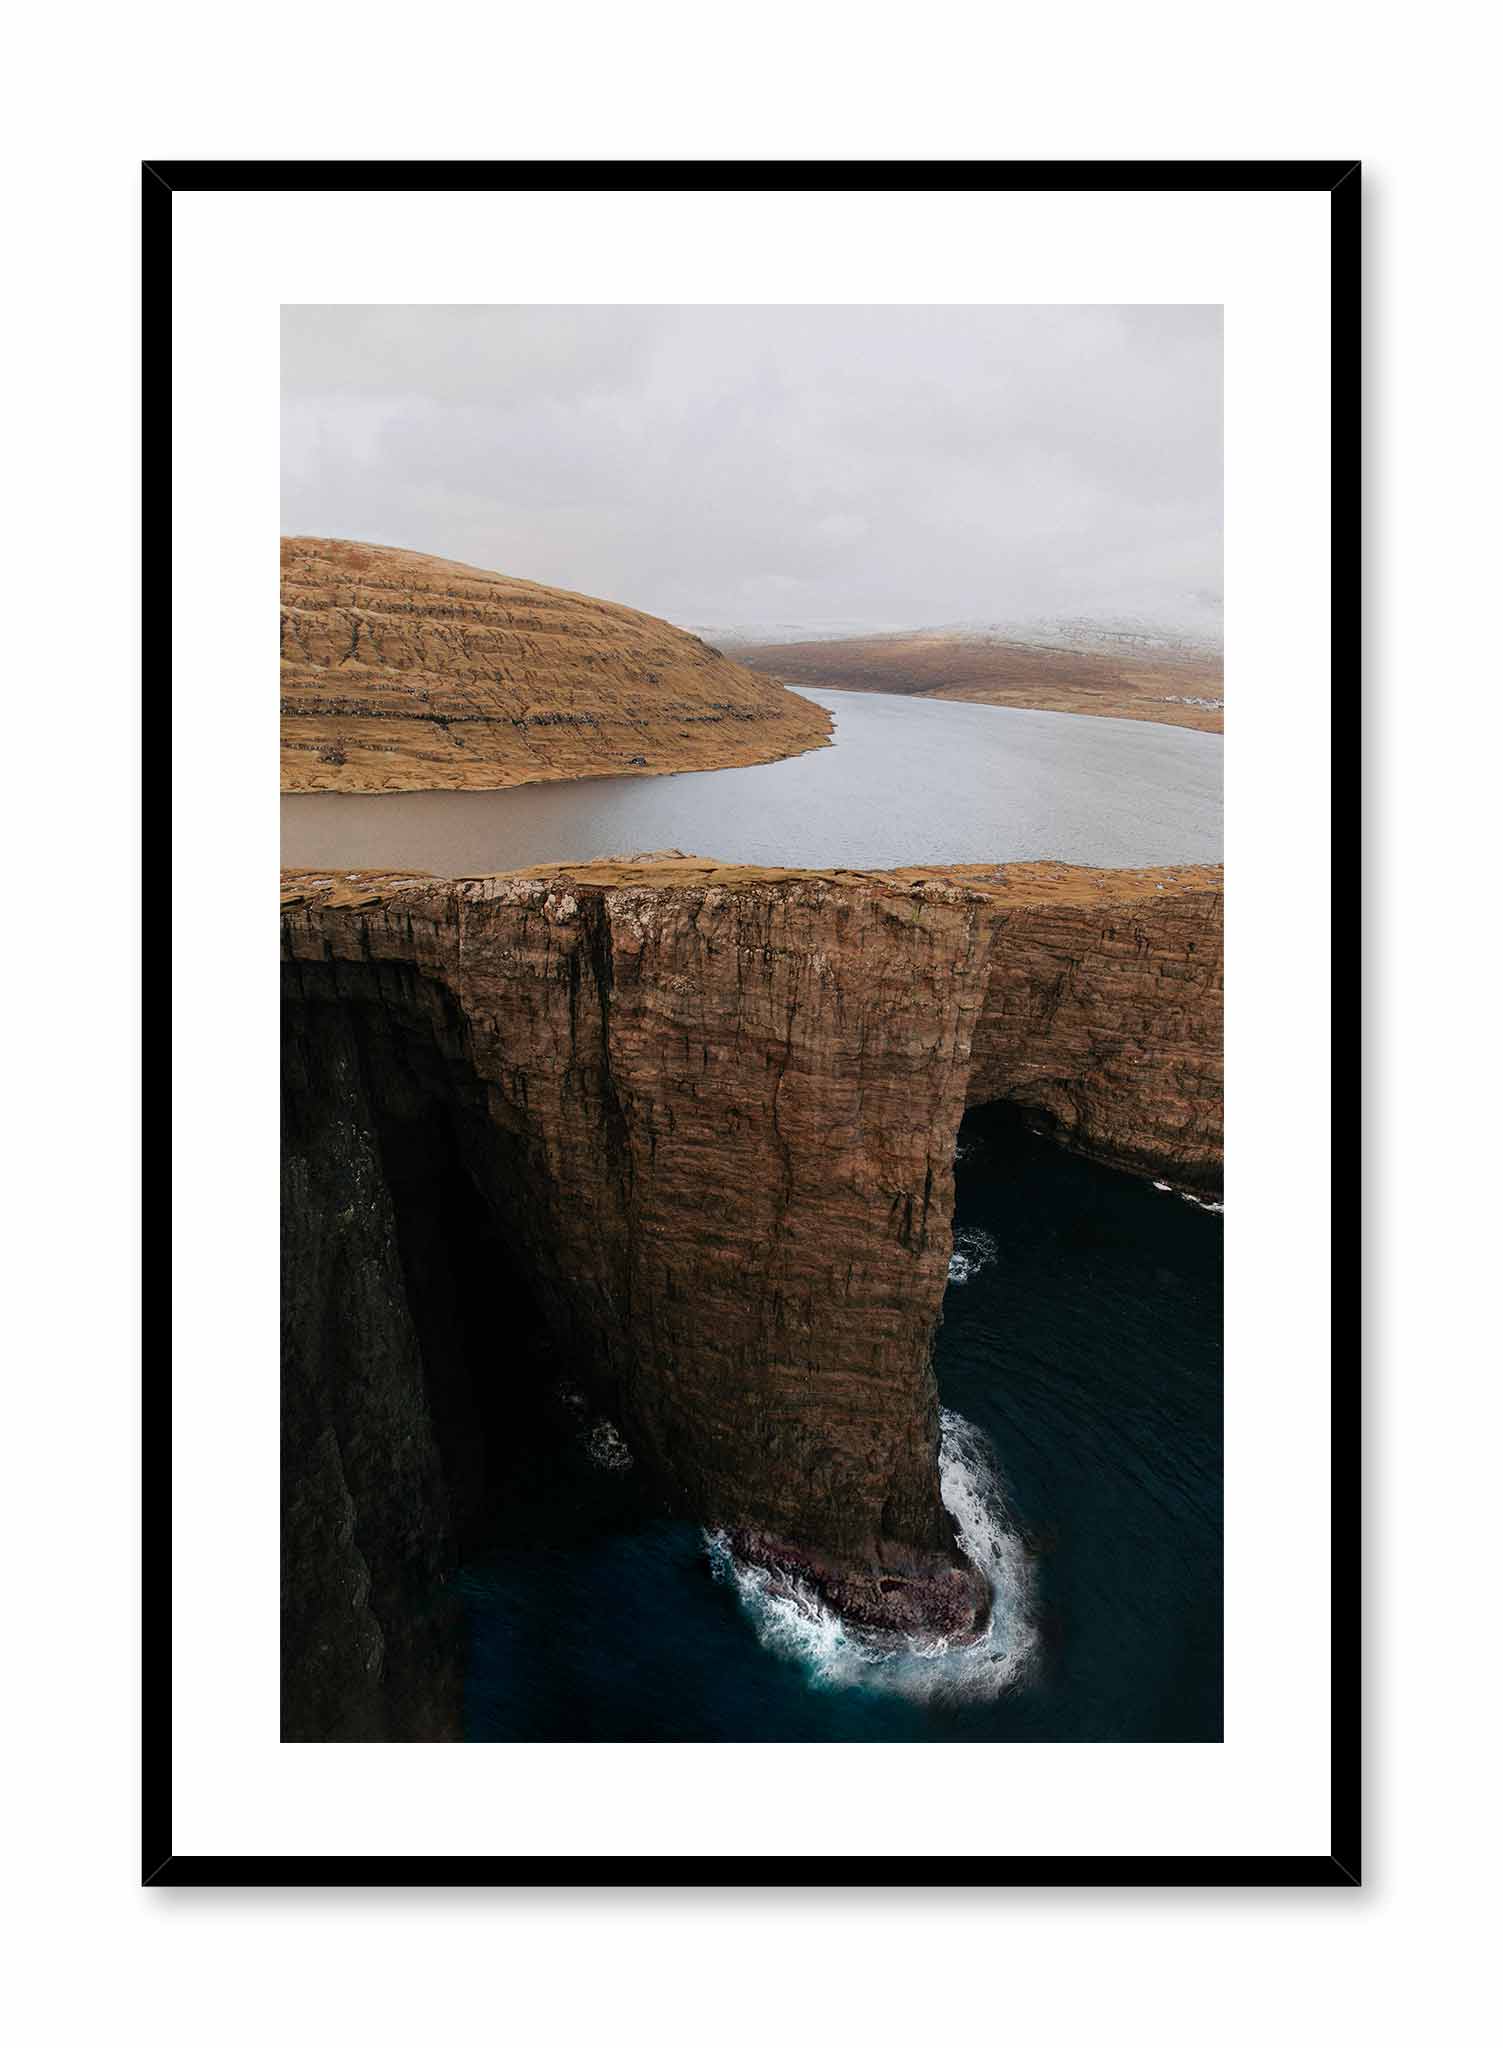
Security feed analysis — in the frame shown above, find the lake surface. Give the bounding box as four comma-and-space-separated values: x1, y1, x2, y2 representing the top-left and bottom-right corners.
459, 1102, 1223, 1742
281, 689, 1222, 874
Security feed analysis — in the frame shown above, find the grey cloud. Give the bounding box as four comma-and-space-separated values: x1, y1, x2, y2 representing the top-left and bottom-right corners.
282, 304, 1221, 633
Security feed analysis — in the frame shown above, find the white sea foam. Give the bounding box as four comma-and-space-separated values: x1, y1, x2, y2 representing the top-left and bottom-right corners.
947, 1226, 999, 1285
587, 1419, 634, 1471
705, 1409, 1039, 1704
557, 1384, 635, 1470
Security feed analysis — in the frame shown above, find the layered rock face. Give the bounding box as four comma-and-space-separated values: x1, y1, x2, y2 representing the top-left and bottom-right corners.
967, 884, 1224, 1191
281, 538, 832, 791
281, 857, 1222, 1736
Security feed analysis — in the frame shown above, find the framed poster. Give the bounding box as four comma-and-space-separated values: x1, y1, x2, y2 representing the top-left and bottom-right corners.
151, 159, 1357, 1884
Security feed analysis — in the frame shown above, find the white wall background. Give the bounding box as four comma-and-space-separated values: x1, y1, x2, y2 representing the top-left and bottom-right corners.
0, 7, 1494, 2045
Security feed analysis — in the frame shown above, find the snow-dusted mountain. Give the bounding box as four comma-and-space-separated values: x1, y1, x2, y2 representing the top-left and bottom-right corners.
928, 612, 1223, 665
690, 620, 912, 649
693, 601, 1223, 665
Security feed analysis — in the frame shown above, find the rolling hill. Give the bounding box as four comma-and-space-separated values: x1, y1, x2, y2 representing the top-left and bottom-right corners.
281, 538, 833, 792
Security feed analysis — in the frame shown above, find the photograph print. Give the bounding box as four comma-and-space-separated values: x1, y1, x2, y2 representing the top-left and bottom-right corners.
279, 301, 1225, 1749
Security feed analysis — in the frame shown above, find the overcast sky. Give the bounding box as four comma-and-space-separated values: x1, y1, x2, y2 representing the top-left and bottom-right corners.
282, 305, 1221, 634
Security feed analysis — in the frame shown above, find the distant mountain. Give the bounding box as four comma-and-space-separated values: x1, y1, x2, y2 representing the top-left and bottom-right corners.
689, 620, 913, 649
696, 605, 1223, 664
724, 619, 1224, 736
927, 611, 1223, 664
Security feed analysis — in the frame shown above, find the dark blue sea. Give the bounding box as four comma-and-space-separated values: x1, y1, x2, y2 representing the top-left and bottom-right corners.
458, 1101, 1222, 1743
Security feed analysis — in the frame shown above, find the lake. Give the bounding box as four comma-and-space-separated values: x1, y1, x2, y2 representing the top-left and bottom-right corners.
281, 689, 1223, 874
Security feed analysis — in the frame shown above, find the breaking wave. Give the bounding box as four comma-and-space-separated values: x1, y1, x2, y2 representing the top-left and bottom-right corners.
948, 1226, 998, 1285
1151, 1180, 1224, 1217
587, 1420, 634, 1471
705, 1409, 1039, 1704
556, 1383, 635, 1470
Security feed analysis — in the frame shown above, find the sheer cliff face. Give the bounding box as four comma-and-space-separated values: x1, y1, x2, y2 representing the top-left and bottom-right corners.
281, 858, 1221, 1734
967, 887, 1224, 1191
280, 538, 832, 792
282, 996, 465, 1741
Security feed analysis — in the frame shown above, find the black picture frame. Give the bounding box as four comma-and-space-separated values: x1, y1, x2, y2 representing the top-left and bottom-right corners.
147, 157, 1359, 1889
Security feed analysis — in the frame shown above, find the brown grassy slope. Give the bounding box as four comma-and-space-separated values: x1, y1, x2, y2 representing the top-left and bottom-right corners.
281, 538, 833, 792
733, 632, 1224, 734
282, 852, 1222, 913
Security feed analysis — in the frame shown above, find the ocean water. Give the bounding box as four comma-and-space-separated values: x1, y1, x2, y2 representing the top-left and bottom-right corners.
458, 1101, 1223, 1743
282, 688, 1222, 874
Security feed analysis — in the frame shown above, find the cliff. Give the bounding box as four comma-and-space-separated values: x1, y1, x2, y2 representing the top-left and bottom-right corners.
281, 538, 832, 791
965, 884, 1223, 1187
281, 856, 1222, 1737
282, 995, 466, 1740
